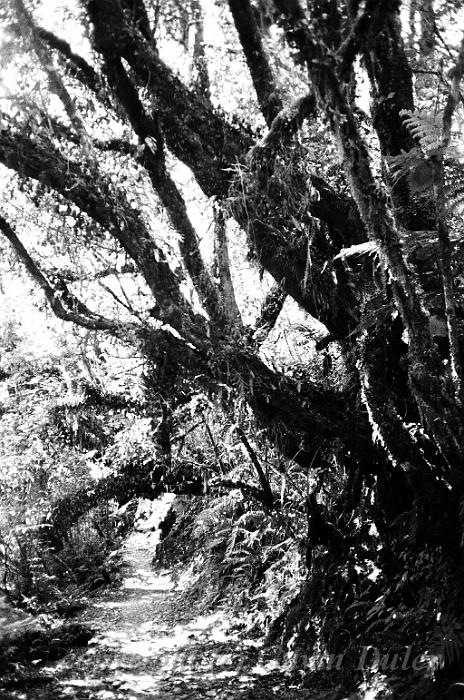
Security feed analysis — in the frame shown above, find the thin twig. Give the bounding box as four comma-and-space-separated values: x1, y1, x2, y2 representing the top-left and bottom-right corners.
235, 426, 274, 507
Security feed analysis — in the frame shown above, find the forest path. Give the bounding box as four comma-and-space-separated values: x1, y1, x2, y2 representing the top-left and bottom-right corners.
8, 498, 318, 700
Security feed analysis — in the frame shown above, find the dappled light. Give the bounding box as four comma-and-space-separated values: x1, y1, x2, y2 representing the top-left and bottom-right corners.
8, 508, 308, 700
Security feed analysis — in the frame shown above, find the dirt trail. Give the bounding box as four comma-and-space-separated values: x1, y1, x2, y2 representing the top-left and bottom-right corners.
6, 498, 315, 700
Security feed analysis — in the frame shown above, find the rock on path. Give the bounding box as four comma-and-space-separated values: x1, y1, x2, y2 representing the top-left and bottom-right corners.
4, 497, 315, 700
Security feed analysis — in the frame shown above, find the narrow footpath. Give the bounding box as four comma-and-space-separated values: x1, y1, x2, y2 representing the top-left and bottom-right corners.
6, 498, 320, 700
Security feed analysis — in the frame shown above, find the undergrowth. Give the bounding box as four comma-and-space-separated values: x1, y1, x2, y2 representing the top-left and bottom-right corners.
156, 491, 305, 636
0, 499, 131, 691
0, 500, 130, 616
155, 482, 464, 699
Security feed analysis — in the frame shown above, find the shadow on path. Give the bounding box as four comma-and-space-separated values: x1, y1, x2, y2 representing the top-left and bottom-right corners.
3, 499, 313, 699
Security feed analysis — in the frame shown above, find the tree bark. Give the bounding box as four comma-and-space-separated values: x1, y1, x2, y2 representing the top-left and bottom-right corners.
228, 0, 282, 125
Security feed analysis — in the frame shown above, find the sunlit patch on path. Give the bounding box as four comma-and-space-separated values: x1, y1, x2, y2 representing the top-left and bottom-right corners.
5, 497, 312, 700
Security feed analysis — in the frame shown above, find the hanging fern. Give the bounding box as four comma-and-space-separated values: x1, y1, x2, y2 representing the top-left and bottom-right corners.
386, 108, 441, 193
386, 109, 464, 211
426, 613, 464, 670
387, 147, 439, 194
401, 109, 443, 151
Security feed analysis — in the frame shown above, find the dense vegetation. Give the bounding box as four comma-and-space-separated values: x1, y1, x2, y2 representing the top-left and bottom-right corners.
1, 0, 464, 697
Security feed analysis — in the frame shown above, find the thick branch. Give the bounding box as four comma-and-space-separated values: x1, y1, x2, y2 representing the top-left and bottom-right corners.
228, 0, 283, 125
225, 348, 371, 460
83, 0, 371, 338
363, 7, 414, 158
36, 4, 378, 348
86, 0, 251, 197
121, 0, 153, 42
45, 459, 203, 547
358, 319, 456, 499
442, 35, 464, 148
152, 162, 228, 330
277, 5, 432, 342
336, 0, 382, 79
0, 215, 132, 336
418, 0, 437, 58
36, 26, 106, 99
361, 3, 437, 232
0, 125, 195, 330
88, 43, 225, 328
83, 0, 371, 340
212, 205, 243, 332
141, 316, 375, 464
252, 92, 365, 250
230, 94, 363, 338
12, 0, 92, 155
44, 263, 137, 283
2, 199, 377, 476
275, 0, 464, 464
255, 92, 315, 150
28, 112, 136, 156
253, 282, 286, 340
191, 0, 210, 99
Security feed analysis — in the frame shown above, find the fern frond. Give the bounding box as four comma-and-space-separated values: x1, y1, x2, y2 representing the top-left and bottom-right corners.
364, 618, 386, 637
426, 614, 464, 671
400, 109, 442, 151
333, 241, 378, 261
345, 600, 370, 614
387, 147, 425, 184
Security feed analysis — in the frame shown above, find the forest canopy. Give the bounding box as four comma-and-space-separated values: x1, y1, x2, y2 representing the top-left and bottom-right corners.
1, 1, 464, 697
